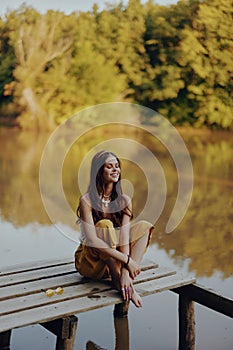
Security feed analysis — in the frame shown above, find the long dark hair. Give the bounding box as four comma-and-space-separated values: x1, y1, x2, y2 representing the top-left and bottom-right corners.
77, 150, 132, 227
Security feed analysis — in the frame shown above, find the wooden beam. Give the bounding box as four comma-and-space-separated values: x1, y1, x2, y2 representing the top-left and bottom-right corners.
41, 316, 78, 350
172, 284, 233, 318
0, 330, 12, 350
178, 294, 195, 350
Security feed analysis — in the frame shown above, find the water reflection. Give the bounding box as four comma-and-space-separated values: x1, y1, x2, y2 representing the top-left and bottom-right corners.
86, 317, 129, 350
0, 127, 232, 279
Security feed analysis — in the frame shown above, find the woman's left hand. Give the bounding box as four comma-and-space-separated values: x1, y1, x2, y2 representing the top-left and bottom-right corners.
120, 268, 133, 301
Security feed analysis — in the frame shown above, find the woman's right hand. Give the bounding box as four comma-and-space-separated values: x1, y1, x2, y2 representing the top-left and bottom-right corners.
127, 257, 141, 279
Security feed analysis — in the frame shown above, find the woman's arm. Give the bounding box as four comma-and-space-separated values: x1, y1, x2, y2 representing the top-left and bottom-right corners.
79, 195, 131, 265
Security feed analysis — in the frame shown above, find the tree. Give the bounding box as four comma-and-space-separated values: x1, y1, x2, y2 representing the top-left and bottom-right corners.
141, 0, 233, 129
178, 0, 233, 128
140, 1, 193, 124
94, 0, 149, 99
0, 18, 16, 119
6, 7, 74, 129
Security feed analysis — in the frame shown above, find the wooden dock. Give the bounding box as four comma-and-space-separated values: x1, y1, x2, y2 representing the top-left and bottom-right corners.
0, 258, 232, 350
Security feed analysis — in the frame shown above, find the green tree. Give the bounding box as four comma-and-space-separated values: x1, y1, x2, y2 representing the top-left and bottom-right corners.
142, 0, 197, 123
142, 0, 233, 129
65, 10, 126, 119
0, 18, 16, 119
4, 6, 126, 129
6, 7, 74, 129
95, 0, 148, 99
178, 0, 233, 128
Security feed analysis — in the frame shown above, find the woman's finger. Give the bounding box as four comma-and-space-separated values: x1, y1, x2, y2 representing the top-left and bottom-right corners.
121, 287, 125, 299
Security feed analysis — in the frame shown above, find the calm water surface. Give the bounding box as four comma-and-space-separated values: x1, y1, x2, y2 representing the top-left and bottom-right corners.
0, 126, 232, 350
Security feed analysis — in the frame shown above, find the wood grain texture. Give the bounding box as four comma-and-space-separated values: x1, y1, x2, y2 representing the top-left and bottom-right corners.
0, 258, 195, 333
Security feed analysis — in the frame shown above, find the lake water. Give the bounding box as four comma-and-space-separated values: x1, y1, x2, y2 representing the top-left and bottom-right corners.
0, 125, 232, 350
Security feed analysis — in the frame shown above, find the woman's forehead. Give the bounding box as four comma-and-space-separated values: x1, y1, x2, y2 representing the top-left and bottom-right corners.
105, 155, 118, 164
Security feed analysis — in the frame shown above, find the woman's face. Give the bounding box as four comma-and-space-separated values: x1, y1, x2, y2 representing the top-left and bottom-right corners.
103, 155, 121, 184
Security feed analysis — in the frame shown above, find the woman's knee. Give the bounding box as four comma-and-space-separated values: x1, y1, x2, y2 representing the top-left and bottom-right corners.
95, 219, 114, 229
130, 220, 154, 242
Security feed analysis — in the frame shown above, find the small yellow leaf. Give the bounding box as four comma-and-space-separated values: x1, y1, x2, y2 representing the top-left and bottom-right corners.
46, 289, 55, 297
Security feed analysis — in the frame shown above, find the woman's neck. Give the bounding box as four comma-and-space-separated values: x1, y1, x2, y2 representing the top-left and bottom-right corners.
103, 183, 113, 197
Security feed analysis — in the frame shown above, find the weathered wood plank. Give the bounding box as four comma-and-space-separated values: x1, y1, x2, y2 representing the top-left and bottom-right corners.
0, 261, 161, 302
172, 283, 233, 318
0, 258, 157, 276
0, 264, 76, 287
0, 267, 175, 315
0, 273, 81, 301
0, 289, 122, 332
0, 258, 74, 276
0, 273, 195, 332
135, 274, 196, 298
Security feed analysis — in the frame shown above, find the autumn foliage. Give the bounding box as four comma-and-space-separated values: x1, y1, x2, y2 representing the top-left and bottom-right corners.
0, 0, 232, 130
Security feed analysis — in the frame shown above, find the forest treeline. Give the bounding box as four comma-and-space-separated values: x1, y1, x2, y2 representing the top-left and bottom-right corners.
0, 0, 232, 130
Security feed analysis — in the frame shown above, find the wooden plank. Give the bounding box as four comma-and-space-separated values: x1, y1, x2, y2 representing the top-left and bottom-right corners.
0, 258, 157, 276
135, 274, 196, 297
0, 267, 175, 315
172, 283, 233, 318
0, 289, 123, 332
140, 259, 158, 270
0, 274, 195, 332
0, 260, 158, 288
0, 264, 76, 287
0, 273, 82, 301
0, 262, 161, 302
0, 258, 74, 276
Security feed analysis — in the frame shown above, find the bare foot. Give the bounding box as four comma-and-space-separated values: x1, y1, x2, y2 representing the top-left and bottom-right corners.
131, 290, 142, 308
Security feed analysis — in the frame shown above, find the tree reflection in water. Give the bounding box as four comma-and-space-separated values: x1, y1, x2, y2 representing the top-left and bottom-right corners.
0, 127, 232, 279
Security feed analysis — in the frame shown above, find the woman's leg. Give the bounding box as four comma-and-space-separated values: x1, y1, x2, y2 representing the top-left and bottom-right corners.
95, 220, 121, 290
105, 257, 121, 291
129, 221, 154, 307
129, 220, 154, 263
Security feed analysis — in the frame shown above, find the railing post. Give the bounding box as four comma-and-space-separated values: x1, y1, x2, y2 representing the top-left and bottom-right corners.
178, 294, 195, 350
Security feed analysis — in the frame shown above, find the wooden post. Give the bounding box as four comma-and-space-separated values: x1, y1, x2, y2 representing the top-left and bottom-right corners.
41, 316, 78, 350
55, 316, 78, 350
113, 301, 130, 318
0, 330, 12, 350
178, 294, 195, 350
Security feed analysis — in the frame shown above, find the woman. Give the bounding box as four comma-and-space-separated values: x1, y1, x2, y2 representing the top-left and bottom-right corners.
75, 150, 154, 307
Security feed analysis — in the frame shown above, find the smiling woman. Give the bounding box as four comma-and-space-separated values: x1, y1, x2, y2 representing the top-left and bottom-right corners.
74, 150, 154, 308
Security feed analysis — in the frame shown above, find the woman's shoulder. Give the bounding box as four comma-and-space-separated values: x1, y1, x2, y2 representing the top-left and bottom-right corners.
122, 194, 132, 208
80, 193, 92, 208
